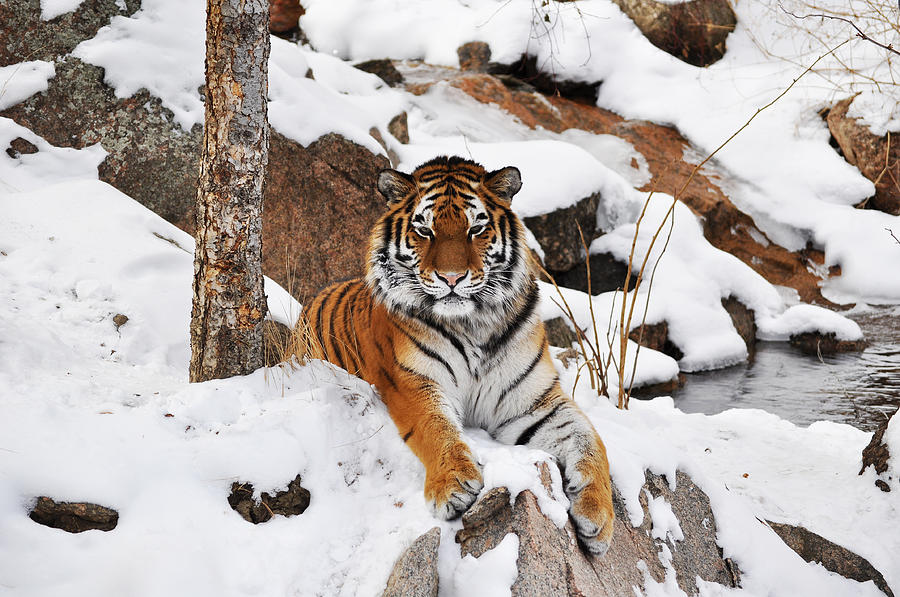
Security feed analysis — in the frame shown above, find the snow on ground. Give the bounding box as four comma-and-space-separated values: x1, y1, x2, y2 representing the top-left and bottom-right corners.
1, 156, 893, 597
2, 0, 899, 594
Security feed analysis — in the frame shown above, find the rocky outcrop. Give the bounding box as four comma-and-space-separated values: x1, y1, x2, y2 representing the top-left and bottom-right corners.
629, 321, 685, 361
383, 527, 441, 597
722, 296, 756, 352
2, 32, 389, 304
0, 0, 139, 66
453, 466, 740, 596
2, 57, 201, 227
30, 497, 119, 533
354, 59, 405, 87
269, 0, 304, 34
827, 96, 900, 216
402, 66, 839, 306
860, 409, 896, 492
552, 252, 636, 296
609, 0, 736, 66
789, 332, 867, 355
457, 42, 492, 73
522, 193, 601, 273
544, 316, 579, 348
227, 474, 311, 524
265, 132, 390, 302
767, 521, 893, 597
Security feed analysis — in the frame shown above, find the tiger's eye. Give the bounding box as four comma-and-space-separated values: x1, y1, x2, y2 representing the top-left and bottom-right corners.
414, 226, 433, 239
469, 225, 486, 237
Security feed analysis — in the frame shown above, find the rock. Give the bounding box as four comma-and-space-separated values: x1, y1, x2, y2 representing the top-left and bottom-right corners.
860, 409, 896, 492
827, 96, 900, 216
403, 66, 838, 306
552, 251, 635, 295
628, 320, 685, 361
457, 41, 491, 72
789, 332, 867, 355
2, 57, 201, 228
388, 112, 410, 144
5, 137, 38, 158
2, 50, 390, 304
354, 59, 404, 87
629, 373, 686, 397
721, 296, 756, 352
608, 0, 736, 66
383, 527, 441, 597
544, 316, 579, 348
29, 496, 118, 533
0, 0, 139, 66
522, 193, 601, 272
767, 521, 893, 597
269, 0, 304, 34
228, 474, 311, 524
264, 132, 390, 303
456, 467, 740, 596
488, 55, 601, 103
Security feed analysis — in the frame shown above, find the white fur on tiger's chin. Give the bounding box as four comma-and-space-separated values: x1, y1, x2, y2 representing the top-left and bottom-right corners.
430, 296, 476, 319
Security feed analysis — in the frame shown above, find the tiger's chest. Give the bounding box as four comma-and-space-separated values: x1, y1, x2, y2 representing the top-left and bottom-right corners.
398, 315, 553, 430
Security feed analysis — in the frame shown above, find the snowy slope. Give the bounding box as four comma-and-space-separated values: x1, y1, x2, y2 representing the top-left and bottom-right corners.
0, 176, 894, 596
1, 0, 899, 594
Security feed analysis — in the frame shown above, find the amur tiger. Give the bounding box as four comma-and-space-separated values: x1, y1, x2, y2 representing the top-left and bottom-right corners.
302, 156, 614, 555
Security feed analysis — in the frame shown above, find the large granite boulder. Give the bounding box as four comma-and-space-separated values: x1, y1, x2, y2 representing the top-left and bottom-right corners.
452, 466, 740, 596
1, 0, 391, 304
0, 0, 139, 66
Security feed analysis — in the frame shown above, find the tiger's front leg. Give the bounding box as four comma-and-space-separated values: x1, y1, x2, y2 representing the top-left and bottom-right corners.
494, 382, 615, 556
377, 374, 484, 519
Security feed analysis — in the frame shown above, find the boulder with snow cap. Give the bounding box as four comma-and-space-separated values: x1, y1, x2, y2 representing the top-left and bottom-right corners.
453, 465, 740, 596
608, 0, 736, 67
827, 96, 900, 216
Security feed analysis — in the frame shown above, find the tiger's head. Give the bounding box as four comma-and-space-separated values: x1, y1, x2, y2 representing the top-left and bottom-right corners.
367, 156, 534, 321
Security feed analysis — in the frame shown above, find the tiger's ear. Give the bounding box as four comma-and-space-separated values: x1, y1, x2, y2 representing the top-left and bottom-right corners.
484, 167, 522, 204
377, 169, 415, 204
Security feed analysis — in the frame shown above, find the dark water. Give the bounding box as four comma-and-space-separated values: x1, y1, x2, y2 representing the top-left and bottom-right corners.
670, 307, 900, 432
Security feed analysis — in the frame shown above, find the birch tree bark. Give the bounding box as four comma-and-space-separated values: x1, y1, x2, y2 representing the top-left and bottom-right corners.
189, 0, 270, 382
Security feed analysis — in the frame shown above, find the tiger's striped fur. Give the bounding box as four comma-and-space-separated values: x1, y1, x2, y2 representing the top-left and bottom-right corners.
302, 156, 614, 555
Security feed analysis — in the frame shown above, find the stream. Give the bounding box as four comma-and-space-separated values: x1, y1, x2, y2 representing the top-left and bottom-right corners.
670, 306, 900, 432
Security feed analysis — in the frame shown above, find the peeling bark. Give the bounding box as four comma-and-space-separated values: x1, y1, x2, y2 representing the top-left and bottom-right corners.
190, 0, 270, 382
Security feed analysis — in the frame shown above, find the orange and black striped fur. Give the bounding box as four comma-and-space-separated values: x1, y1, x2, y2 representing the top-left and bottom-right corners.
302, 156, 614, 555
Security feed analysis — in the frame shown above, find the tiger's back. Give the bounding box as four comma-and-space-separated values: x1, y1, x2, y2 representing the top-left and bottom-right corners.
301, 156, 615, 555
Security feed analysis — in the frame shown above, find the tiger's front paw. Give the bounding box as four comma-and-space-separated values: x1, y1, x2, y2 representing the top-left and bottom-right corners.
424, 444, 483, 520
566, 464, 615, 557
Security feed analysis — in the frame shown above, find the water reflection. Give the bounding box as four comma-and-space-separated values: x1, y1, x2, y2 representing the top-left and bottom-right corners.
670, 308, 900, 431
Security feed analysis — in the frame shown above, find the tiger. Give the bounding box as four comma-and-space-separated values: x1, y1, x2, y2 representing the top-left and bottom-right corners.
301, 156, 615, 555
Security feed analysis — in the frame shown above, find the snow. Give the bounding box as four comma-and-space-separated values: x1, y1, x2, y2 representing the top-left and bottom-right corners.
450, 533, 519, 597
0, 118, 107, 194
40, 0, 87, 20
3, 0, 900, 594
1, 165, 894, 596
0, 61, 56, 111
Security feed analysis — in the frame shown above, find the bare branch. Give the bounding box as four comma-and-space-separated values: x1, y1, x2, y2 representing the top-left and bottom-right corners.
781, 6, 900, 57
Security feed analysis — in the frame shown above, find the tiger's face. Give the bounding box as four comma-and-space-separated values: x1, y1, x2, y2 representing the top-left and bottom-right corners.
367, 156, 530, 321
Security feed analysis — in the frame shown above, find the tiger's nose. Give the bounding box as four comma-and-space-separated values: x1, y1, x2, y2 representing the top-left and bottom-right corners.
437, 271, 466, 287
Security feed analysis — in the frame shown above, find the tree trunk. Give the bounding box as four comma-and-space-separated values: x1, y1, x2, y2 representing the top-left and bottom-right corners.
189, 0, 270, 383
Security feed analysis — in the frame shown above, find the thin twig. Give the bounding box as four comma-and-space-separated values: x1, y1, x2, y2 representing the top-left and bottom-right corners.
781, 7, 900, 57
